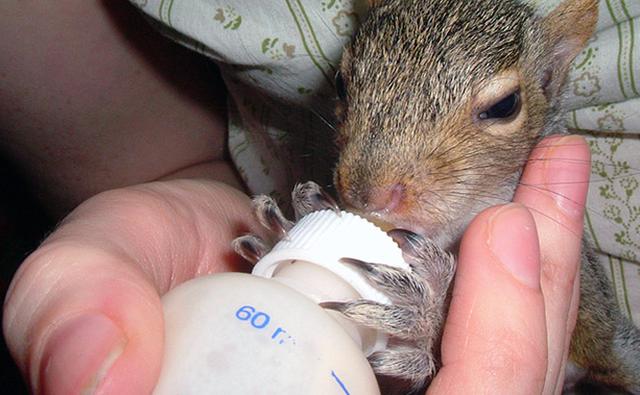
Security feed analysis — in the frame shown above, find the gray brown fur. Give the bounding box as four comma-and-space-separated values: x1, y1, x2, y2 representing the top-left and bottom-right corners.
332, 0, 640, 393
335, 0, 569, 248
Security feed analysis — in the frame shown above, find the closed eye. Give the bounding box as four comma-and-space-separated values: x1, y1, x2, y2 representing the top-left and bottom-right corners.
478, 89, 521, 120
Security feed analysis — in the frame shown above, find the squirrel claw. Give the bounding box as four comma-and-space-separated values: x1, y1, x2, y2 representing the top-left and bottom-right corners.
339, 257, 377, 272
252, 195, 294, 238
387, 228, 422, 245
291, 181, 340, 219
390, 231, 456, 298
231, 234, 270, 264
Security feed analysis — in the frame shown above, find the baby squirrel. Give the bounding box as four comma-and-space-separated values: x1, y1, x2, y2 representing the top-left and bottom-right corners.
334, 0, 640, 392
234, 0, 640, 393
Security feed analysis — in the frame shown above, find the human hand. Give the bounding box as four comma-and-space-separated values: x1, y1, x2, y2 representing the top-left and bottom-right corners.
427, 135, 590, 394
3, 134, 590, 395
3, 180, 265, 394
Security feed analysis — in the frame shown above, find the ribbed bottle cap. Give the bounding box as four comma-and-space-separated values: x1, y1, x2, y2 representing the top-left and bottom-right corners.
252, 210, 409, 354
252, 209, 409, 305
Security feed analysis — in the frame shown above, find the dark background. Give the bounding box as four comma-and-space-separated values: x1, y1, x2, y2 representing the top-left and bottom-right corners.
0, 156, 50, 394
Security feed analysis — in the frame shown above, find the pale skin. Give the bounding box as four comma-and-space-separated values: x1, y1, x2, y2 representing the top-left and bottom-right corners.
1, 1, 589, 394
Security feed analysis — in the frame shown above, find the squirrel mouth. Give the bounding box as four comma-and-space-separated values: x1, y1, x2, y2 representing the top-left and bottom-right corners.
361, 212, 434, 240
366, 215, 396, 232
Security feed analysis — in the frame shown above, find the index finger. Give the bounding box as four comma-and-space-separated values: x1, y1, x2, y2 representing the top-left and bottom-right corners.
514, 134, 591, 393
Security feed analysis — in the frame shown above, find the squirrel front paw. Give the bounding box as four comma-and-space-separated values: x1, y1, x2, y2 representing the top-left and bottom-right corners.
323, 229, 455, 390
232, 181, 341, 263
232, 181, 456, 391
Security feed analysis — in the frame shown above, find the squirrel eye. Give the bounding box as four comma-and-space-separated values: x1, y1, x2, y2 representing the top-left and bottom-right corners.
479, 90, 521, 120
335, 72, 347, 100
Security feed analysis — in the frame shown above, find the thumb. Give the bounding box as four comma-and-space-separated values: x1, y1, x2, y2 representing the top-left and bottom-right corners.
3, 237, 164, 395
428, 204, 548, 394
3, 180, 261, 394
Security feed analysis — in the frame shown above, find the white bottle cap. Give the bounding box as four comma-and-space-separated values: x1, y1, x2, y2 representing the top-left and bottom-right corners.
252, 210, 409, 303
252, 210, 410, 353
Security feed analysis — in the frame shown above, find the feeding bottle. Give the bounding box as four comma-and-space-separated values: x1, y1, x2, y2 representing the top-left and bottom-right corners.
153, 209, 409, 395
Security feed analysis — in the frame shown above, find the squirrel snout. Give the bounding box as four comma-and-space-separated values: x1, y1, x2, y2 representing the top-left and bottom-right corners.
341, 182, 406, 216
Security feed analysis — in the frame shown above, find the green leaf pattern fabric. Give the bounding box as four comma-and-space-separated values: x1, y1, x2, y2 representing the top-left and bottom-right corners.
566, 1, 640, 326
130, 0, 640, 326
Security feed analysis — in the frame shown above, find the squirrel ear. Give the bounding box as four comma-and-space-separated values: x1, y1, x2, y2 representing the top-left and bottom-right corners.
541, 0, 598, 95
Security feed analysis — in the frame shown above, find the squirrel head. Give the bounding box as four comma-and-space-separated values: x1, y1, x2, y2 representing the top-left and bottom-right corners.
334, 0, 598, 247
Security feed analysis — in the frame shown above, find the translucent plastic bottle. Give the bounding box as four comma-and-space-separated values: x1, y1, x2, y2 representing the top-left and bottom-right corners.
153, 210, 409, 395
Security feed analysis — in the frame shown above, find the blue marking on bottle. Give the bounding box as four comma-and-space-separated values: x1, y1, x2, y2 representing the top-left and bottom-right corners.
234, 305, 296, 346
251, 312, 270, 329
331, 371, 350, 395
272, 327, 285, 339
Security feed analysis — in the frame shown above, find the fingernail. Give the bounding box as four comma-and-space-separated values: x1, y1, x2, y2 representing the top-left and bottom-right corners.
544, 135, 590, 219
41, 313, 126, 395
487, 204, 540, 289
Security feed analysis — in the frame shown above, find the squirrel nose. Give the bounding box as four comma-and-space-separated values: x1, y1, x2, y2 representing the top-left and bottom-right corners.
344, 183, 406, 215
367, 183, 405, 214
